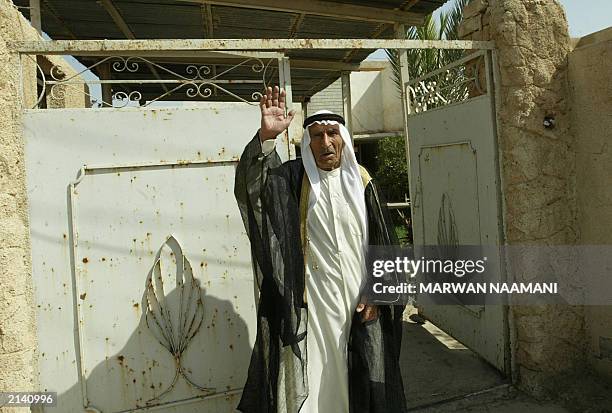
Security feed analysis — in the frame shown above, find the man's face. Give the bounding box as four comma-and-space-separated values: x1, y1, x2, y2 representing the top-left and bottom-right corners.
308, 123, 344, 171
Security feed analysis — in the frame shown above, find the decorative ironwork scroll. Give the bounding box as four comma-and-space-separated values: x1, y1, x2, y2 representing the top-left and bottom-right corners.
31, 55, 272, 109
144, 235, 212, 403
407, 52, 487, 114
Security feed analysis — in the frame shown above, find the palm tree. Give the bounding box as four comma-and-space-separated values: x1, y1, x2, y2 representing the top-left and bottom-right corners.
386, 0, 471, 95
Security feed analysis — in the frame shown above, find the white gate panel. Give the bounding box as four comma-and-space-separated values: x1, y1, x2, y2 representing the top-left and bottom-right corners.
24, 105, 278, 412
405, 51, 508, 373
408, 96, 506, 372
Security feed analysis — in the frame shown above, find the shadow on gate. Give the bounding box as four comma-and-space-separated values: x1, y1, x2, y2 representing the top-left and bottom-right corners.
54, 286, 251, 412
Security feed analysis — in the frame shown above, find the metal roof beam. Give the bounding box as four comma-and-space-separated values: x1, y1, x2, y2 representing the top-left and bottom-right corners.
40, 0, 78, 39
175, 0, 424, 25
202, 3, 214, 37
289, 59, 358, 71
310, 21, 385, 96
98, 0, 169, 93
403, 0, 421, 11
29, 0, 42, 34
13, 39, 495, 55
200, 4, 217, 95
341, 22, 388, 63
99, 0, 136, 39
289, 13, 306, 38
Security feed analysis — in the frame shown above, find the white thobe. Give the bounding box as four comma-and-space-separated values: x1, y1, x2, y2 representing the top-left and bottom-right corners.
300, 167, 365, 413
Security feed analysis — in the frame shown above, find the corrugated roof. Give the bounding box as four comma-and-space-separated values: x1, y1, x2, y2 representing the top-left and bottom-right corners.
15, 0, 447, 101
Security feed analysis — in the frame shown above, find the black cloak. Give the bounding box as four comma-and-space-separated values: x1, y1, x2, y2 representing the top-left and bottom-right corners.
234, 133, 407, 413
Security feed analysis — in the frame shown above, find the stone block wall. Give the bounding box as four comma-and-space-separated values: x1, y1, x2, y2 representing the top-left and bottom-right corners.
1, 2, 39, 404
458, 0, 586, 397
459, 0, 490, 40
569, 27, 612, 381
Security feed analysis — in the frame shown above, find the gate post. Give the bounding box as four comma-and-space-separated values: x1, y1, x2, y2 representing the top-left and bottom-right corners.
394, 23, 415, 241
459, 0, 583, 397
341, 71, 353, 135
0, 1, 40, 398
279, 56, 301, 160
99, 62, 113, 107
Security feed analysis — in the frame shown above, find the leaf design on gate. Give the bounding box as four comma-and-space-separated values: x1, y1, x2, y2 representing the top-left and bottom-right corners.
436, 192, 460, 275
437, 193, 459, 247
144, 235, 214, 403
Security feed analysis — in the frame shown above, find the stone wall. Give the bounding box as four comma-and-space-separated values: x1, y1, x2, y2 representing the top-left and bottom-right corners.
459, 0, 586, 397
0, 0, 87, 406
569, 27, 612, 381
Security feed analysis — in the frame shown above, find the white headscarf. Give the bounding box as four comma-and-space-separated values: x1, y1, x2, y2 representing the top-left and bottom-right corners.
301, 110, 368, 245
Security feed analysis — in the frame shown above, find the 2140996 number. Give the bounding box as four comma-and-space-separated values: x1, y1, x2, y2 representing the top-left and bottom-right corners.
0, 392, 57, 407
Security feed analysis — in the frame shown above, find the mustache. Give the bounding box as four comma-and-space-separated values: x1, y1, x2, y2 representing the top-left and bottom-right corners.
320, 146, 336, 156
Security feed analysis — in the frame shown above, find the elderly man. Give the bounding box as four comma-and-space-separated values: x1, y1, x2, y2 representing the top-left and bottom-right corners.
234, 86, 406, 413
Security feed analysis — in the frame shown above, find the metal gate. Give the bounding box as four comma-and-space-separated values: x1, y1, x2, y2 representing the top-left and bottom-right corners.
13, 38, 501, 411
404, 50, 508, 373
23, 53, 294, 412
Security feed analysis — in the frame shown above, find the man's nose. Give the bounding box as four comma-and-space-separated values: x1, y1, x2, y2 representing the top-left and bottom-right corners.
321, 133, 332, 147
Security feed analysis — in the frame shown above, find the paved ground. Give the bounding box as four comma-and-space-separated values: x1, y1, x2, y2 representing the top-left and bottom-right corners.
408, 385, 570, 412
399, 306, 572, 412
400, 306, 505, 409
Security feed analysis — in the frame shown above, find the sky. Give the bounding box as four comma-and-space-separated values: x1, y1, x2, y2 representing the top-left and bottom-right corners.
367, 0, 612, 60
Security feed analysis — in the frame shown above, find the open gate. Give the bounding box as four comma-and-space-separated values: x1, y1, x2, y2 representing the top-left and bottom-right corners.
404, 50, 509, 373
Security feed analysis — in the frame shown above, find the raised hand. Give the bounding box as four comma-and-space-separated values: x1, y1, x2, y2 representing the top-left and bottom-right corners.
259, 85, 296, 141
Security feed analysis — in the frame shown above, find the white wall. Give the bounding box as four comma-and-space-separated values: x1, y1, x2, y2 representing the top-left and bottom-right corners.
307, 63, 404, 136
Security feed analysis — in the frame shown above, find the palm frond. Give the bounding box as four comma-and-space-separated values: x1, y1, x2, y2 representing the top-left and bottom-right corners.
444, 0, 471, 40
385, 0, 472, 94
384, 48, 402, 97
442, 0, 472, 63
